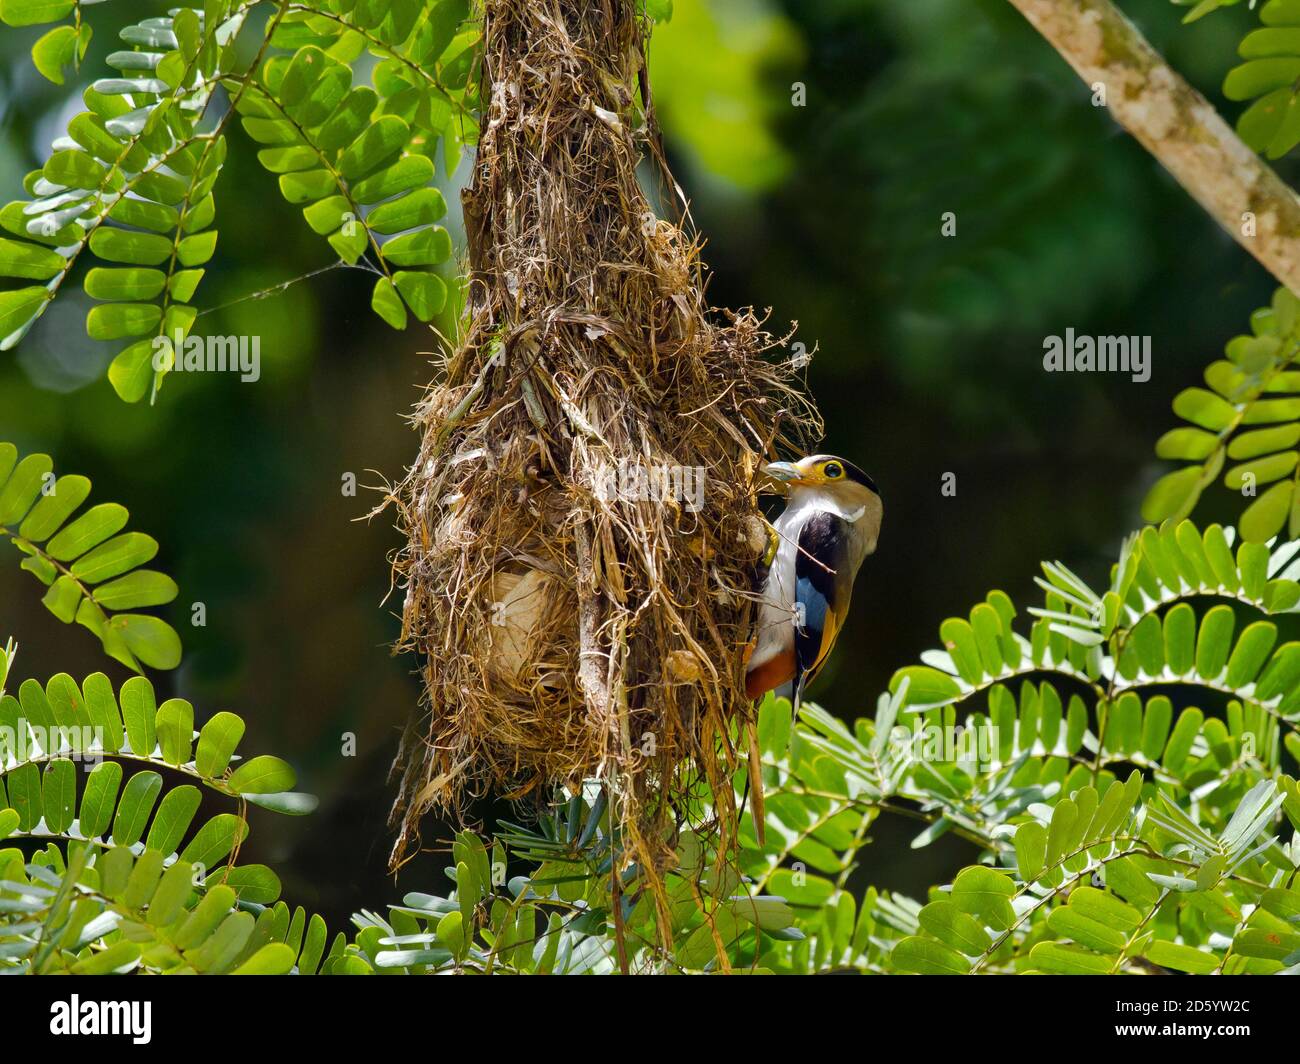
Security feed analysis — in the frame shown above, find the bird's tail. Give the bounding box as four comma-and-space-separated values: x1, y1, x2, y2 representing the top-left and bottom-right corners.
745, 720, 766, 848
791, 671, 807, 715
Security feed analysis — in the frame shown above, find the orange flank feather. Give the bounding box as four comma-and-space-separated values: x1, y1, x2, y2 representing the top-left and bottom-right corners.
745, 647, 796, 699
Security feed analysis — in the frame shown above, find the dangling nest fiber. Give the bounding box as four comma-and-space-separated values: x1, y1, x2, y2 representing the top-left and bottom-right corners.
387, 0, 820, 891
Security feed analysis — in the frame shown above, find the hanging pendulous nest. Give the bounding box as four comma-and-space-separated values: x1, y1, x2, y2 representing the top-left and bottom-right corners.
386, 0, 820, 895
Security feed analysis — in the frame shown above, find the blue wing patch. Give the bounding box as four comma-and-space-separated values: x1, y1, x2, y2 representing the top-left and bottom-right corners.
792, 512, 851, 709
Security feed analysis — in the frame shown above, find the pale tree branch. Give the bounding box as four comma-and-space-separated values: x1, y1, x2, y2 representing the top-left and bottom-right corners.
1005, 0, 1300, 294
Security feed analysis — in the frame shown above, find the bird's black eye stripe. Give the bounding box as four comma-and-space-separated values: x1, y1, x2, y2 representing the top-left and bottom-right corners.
823, 462, 843, 479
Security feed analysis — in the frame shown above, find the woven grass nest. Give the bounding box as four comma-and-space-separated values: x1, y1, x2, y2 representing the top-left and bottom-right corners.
386, 0, 821, 885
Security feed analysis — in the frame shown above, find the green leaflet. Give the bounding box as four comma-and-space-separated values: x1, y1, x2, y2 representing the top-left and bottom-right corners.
0, 287, 52, 350
0, 237, 65, 281
351, 154, 433, 203
0, 0, 76, 27
367, 186, 445, 232
111, 771, 163, 847
338, 115, 410, 180
371, 276, 407, 330
917, 900, 991, 955
380, 225, 452, 267
394, 270, 447, 321
6, 0, 1296, 985
180, 813, 247, 870
31, 23, 92, 85
228, 755, 296, 795
1027, 941, 1116, 974
195, 711, 245, 777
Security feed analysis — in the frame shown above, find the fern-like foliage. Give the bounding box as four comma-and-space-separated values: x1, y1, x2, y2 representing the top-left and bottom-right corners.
1166, 0, 1300, 159
7, 509, 1300, 975
792, 518, 1300, 974
5, 3, 1298, 979
0, 0, 479, 401
234, 0, 474, 329
0, 668, 313, 844
0, 3, 254, 402
1223, 0, 1300, 159
1, 844, 302, 974
1172, 0, 1300, 160
0, 653, 327, 972
1144, 288, 1300, 541
365, 513, 1300, 975
884, 773, 1300, 974
485, 794, 805, 974
894, 518, 1300, 756
1, 442, 182, 670
557, 517, 1300, 973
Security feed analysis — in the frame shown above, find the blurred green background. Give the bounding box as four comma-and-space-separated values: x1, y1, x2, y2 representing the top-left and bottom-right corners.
0, 0, 1284, 922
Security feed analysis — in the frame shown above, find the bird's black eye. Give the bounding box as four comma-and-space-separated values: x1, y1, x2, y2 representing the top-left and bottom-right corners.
823, 462, 843, 479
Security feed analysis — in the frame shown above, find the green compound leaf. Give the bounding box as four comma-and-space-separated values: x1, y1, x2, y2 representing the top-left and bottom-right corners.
1146, 288, 1300, 539
1, 443, 181, 672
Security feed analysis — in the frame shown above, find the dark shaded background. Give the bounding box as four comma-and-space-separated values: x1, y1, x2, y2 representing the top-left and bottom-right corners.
0, 0, 1284, 922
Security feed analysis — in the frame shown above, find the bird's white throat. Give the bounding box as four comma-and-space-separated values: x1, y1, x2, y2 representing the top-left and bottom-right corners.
784, 486, 868, 524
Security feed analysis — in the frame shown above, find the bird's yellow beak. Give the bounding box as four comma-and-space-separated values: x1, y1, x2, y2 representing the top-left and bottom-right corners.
762, 461, 806, 486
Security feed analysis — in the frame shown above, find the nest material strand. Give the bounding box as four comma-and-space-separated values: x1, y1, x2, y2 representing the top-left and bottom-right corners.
388, 0, 820, 885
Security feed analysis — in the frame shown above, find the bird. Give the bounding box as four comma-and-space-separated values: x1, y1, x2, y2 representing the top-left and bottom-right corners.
745, 454, 882, 709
